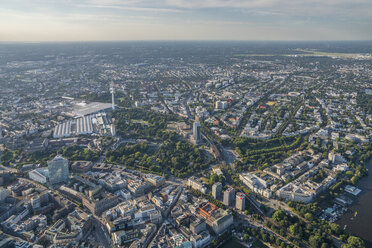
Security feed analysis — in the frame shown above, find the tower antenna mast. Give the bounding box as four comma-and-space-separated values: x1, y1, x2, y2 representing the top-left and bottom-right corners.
110, 83, 115, 110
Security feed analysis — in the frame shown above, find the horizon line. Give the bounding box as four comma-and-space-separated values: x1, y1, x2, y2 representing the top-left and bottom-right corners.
1, 39, 372, 44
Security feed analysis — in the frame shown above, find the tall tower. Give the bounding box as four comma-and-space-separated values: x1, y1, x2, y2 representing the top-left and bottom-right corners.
223, 186, 235, 207
193, 115, 201, 144
236, 192, 246, 211
212, 182, 222, 200
193, 121, 201, 144
110, 83, 115, 110
48, 155, 70, 185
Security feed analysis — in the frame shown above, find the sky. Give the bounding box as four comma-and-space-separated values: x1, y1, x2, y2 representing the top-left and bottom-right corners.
1, 0, 372, 41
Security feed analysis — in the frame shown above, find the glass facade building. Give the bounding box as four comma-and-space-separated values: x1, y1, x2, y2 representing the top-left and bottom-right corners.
48, 155, 70, 185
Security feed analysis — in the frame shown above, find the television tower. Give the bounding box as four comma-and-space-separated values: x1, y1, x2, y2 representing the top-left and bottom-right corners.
110, 83, 115, 110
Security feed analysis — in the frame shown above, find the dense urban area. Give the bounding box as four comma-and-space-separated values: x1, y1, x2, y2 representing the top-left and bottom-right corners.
0, 41, 371, 248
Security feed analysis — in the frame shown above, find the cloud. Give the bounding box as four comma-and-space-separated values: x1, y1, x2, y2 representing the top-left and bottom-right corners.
79, 4, 184, 13
164, 0, 372, 18
0, 8, 156, 23
79, 0, 184, 13
164, 0, 277, 9
164, 0, 372, 9
0, 0, 371, 41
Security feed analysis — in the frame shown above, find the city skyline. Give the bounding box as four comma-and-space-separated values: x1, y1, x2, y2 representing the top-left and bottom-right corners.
1, 0, 372, 41
0, 38, 371, 247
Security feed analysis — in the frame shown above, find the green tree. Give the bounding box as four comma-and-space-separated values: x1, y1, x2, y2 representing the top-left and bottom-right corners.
309, 235, 322, 248
304, 212, 314, 221
321, 243, 329, 248
329, 223, 341, 235
343, 236, 365, 248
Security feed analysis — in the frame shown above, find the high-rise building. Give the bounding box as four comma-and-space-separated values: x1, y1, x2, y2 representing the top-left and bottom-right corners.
215, 101, 228, 110
223, 186, 235, 207
236, 192, 246, 211
48, 155, 70, 185
193, 120, 201, 144
212, 182, 222, 200
110, 83, 115, 110
110, 124, 116, 136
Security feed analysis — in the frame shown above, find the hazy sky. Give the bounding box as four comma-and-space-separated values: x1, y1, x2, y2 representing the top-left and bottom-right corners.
1, 0, 372, 41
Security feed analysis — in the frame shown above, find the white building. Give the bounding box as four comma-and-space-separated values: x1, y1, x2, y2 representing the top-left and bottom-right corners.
115, 189, 131, 200
239, 173, 272, 198
29, 168, 49, 184
187, 176, 207, 194
328, 151, 347, 164
276, 183, 313, 203
76, 116, 93, 135
53, 121, 72, 138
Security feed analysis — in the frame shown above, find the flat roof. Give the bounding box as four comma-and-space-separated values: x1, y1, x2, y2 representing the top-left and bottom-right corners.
73, 102, 112, 116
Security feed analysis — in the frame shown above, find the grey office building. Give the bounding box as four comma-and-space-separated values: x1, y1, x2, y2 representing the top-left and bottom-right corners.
212, 182, 222, 200
236, 192, 246, 211
223, 186, 235, 207
193, 121, 201, 144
